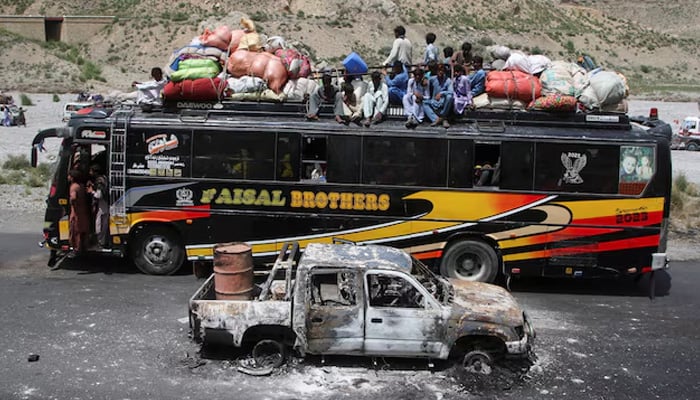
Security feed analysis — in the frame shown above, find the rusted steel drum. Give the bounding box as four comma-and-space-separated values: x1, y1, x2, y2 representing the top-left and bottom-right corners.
213, 242, 254, 300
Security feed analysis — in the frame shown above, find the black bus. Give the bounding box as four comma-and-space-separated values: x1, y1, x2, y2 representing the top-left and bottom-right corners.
31, 102, 671, 282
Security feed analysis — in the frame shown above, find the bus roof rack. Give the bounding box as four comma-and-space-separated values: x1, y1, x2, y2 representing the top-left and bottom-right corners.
156, 99, 632, 130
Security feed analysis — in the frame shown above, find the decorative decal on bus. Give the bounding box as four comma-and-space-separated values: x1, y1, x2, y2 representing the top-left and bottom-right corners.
559, 152, 587, 185
176, 187, 194, 207
147, 133, 179, 155
200, 188, 287, 206
290, 190, 390, 211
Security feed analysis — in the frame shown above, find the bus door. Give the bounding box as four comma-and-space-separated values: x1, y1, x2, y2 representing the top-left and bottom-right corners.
55, 142, 108, 243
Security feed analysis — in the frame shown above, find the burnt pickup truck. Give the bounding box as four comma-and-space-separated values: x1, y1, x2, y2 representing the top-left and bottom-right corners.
189, 242, 535, 372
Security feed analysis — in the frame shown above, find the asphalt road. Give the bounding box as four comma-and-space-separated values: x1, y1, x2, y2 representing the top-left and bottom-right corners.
1, 239, 699, 400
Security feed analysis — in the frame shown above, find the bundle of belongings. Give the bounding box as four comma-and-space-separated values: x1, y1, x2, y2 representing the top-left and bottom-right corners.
163, 18, 315, 103
476, 46, 628, 113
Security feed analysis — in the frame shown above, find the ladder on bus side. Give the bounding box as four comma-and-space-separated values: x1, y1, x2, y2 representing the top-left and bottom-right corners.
109, 109, 133, 225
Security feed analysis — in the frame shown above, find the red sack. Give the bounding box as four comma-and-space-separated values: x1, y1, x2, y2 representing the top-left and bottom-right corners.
273, 48, 312, 79
486, 70, 542, 103
162, 77, 224, 101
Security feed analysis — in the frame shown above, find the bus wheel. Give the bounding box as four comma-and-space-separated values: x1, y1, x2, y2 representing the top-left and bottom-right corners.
131, 225, 185, 275
440, 240, 498, 282
687, 142, 699, 151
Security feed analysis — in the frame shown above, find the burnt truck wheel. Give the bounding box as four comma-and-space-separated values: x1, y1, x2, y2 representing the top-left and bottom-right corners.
131, 226, 185, 275
252, 339, 287, 368
440, 240, 498, 282
687, 141, 699, 151
462, 350, 493, 375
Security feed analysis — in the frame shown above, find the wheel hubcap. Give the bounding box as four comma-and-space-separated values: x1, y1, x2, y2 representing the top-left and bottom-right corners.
144, 236, 171, 264
455, 254, 483, 280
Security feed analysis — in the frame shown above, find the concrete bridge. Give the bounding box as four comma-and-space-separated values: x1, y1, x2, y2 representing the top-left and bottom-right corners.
0, 15, 114, 45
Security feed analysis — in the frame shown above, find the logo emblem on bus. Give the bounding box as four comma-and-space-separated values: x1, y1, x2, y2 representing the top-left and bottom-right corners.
147, 134, 179, 155
176, 187, 194, 206
560, 152, 587, 184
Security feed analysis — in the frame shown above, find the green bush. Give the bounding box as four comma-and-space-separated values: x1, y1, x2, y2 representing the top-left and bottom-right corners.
0, 170, 25, 185
674, 173, 689, 193
3, 154, 31, 170
19, 93, 33, 106
52, 93, 60, 102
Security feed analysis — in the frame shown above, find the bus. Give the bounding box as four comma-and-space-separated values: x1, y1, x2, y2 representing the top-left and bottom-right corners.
31, 102, 671, 283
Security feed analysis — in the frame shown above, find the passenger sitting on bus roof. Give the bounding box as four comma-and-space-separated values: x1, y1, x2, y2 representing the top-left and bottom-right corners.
468, 56, 486, 97
403, 68, 429, 129
383, 25, 412, 67
306, 71, 346, 124
452, 64, 473, 115
361, 71, 389, 127
384, 61, 409, 105
344, 73, 368, 104
423, 32, 439, 66
442, 46, 454, 76
451, 41, 473, 74
132, 67, 167, 106
341, 83, 362, 124
424, 63, 453, 129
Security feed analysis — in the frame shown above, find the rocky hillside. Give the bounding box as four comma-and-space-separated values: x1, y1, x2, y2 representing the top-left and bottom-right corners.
1, 0, 699, 99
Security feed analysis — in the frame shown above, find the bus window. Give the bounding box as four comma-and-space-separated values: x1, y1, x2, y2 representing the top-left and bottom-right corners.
618, 145, 654, 195
302, 136, 327, 181
448, 140, 473, 188
193, 131, 274, 180
363, 137, 447, 186
277, 133, 300, 181
500, 141, 533, 190
473, 143, 500, 187
327, 136, 360, 184
534, 143, 618, 193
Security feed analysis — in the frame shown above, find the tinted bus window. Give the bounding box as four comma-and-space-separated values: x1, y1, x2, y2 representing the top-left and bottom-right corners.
127, 129, 191, 178
501, 141, 533, 190
193, 131, 275, 180
277, 133, 300, 181
328, 136, 361, 184
363, 137, 447, 186
448, 140, 473, 188
534, 142, 618, 193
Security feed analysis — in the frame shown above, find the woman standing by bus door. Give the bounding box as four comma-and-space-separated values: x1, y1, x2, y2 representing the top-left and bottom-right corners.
68, 169, 90, 258
87, 164, 109, 249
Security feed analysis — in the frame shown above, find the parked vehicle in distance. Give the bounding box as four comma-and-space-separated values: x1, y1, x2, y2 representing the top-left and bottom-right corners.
189, 242, 535, 373
62, 102, 94, 122
678, 116, 700, 151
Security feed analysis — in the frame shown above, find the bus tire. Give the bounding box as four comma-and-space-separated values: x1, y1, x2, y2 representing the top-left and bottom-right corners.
440, 240, 498, 283
131, 225, 185, 275
686, 141, 699, 151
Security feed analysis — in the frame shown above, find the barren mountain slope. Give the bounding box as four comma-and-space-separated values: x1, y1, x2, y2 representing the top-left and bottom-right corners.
1, 0, 699, 97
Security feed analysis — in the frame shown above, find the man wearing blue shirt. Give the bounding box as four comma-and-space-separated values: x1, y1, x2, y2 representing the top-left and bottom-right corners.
469, 56, 486, 97
423, 63, 453, 128
385, 61, 409, 105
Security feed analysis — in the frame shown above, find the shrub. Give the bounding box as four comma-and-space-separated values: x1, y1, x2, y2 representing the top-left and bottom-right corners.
19, 93, 33, 106
674, 173, 689, 193
3, 154, 31, 170
52, 93, 60, 102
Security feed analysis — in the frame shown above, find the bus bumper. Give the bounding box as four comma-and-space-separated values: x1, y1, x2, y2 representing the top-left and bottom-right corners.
651, 253, 668, 271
